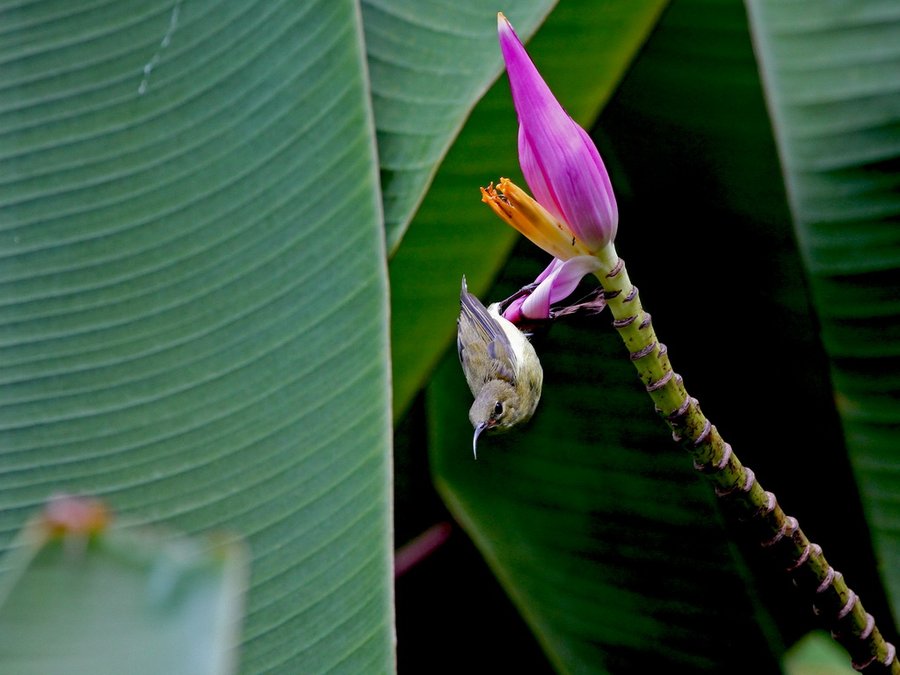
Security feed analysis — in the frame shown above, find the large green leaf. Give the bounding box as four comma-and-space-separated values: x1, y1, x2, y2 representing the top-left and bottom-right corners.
745, 0, 900, 618
362, 1, 556, 252
389, 0, 669, 420
0, 1, 393, 672
424, 0, 893, 669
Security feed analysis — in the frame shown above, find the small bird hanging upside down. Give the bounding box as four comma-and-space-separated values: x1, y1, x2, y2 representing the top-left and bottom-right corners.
457, 277, 543, 458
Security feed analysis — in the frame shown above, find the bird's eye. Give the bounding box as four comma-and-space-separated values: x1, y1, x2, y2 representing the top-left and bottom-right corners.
493, 401, 504, 416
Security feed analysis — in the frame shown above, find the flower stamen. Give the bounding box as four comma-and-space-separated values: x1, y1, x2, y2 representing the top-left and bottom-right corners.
481, 178, 592, 260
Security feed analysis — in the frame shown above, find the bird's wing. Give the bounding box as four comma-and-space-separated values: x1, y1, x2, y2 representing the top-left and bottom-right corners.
458, 277, 518, 392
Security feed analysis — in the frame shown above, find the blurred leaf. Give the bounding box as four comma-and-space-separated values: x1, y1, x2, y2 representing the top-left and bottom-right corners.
0, 501, 246, 675
0, 1, 393, 672
362, 0, 557, 252
783, 631, 855, 675
389, 0, 669, 420
746, 0, 900, 618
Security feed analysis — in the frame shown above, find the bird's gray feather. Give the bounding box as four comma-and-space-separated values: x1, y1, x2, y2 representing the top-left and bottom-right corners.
458, 277, 518, 394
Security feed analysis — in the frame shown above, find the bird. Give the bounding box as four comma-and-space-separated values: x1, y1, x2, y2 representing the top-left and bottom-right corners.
457, 276, 543, 458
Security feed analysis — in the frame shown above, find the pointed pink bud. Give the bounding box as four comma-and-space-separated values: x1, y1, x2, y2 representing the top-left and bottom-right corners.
498, 13, 618, 252
503, 256, 602, 323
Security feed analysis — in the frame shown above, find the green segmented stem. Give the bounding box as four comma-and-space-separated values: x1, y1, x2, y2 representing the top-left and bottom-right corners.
593, 244, 899, 673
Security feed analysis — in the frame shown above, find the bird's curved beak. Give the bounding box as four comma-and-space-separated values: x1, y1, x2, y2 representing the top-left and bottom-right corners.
472, 422, 488, 460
